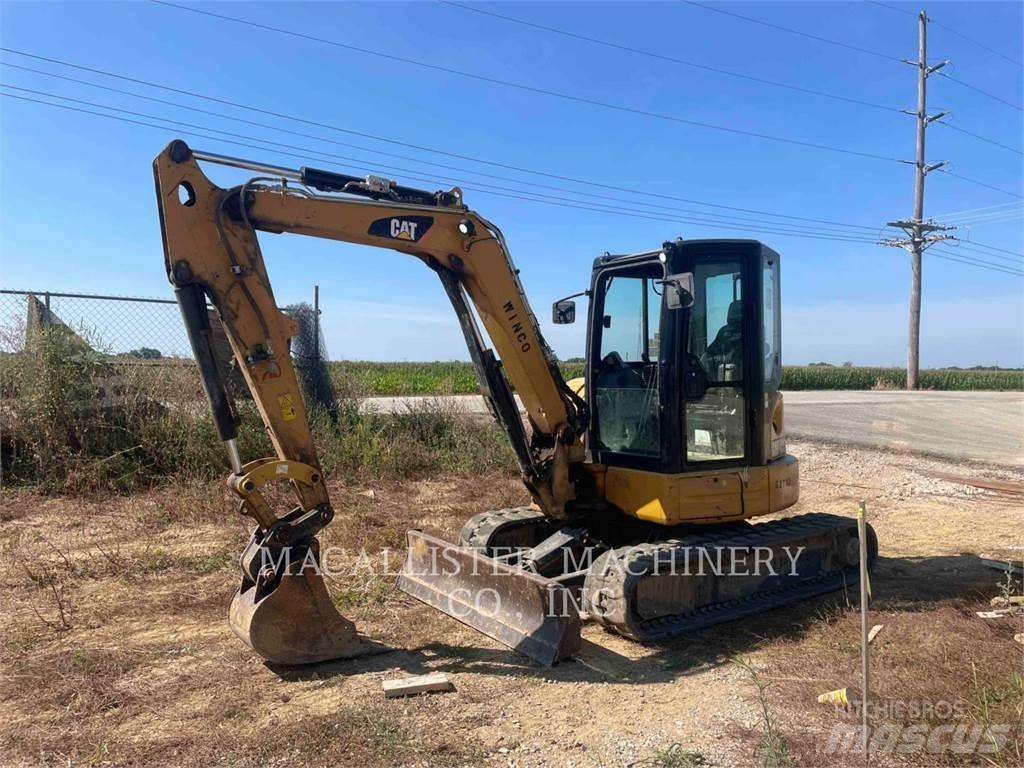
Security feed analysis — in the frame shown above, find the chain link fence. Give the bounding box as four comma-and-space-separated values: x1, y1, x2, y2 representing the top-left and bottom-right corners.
0, 288, 335, 411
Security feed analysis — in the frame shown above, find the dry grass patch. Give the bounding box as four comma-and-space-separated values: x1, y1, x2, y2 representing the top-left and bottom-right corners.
761, 602, 1023, 767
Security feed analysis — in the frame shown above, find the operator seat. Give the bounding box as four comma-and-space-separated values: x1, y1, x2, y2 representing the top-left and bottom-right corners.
703, 299, 743, 380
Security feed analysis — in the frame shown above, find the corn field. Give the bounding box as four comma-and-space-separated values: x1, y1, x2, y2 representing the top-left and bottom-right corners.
328, 361, 1022, 396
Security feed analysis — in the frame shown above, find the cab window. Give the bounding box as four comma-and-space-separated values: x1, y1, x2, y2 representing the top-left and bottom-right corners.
686, 261, 745, 462
593, 270, 661, 457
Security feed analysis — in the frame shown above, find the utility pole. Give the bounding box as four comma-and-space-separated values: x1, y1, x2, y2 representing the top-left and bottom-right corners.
880, 9, 955, 390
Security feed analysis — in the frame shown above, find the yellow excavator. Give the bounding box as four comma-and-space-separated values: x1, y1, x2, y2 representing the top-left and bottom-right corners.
154, 140, 876, 666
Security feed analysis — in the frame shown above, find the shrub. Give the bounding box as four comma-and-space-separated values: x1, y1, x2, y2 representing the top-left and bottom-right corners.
1, 335, 514, 495
310, 399, 514, 481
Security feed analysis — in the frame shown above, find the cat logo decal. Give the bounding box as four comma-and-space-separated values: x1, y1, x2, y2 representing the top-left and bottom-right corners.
368, 216, 433, 242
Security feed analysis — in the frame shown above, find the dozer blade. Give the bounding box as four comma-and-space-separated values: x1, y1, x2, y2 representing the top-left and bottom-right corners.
398, 530, 581, 666
229, 565, 377, 666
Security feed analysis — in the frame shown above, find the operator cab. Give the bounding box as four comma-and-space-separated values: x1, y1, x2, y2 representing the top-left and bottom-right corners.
554, 239, 785, 477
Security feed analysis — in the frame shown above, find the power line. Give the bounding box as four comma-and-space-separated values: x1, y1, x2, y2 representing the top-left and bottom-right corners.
0, 47, 886, 233
439, 0, 901, 113
941, 169, 1023, 199
870, 2, 1023, 110
145, 3, 1021, 209
932, 251, 1024, 277
0, 65, 881, 237
868, 1, 1022, 67
0, 89, 893, 246
931, 248, 1024, 276
935, 121, 1023, 157
946, 213, 1023, 227
945, 243, 1024, 266
9, 88, 1017, 278
941, 212, 1023, 227
0, 83, 876, 240
676, 1, 1020, 153
955, 240, 1024, 260
683, 0, 1022, 113
446, 0, 1018, 158
148, 0, 901, 163
938, 72, 1024, 112
930, 25, 1023, 69
934, 201, 1023, 221
681, 0, 903, 62
866, 2, 918, 18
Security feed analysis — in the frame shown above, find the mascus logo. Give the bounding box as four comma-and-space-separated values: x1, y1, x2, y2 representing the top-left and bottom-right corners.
368, 216, 433, 242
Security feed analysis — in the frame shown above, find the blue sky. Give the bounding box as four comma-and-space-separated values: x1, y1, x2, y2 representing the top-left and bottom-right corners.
1, 1, 1021, 366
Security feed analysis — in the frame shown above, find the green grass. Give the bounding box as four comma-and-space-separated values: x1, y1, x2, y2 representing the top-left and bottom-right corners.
327, 360, 586, 396
327, 361, 1021, 395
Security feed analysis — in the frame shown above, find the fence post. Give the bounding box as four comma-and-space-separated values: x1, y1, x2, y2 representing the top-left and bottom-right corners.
44, 291, 50, 316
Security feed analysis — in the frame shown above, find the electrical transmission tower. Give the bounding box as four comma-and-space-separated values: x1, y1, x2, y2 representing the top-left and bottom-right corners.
880, 9, 956, 390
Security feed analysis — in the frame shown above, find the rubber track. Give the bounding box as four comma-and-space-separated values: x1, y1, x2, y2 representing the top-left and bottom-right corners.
458, 507, 552, 552
583, 513, 877, 642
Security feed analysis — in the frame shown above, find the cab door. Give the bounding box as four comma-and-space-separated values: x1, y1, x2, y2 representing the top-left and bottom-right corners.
587, 261, 665, 470
683, 258, 749, 468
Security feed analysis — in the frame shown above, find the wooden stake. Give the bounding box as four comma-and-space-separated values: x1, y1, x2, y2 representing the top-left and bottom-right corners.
858, 500, 870, 764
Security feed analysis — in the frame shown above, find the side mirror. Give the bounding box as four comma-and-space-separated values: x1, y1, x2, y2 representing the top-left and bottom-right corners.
664, 272, 695, 310
552, 299, 576, 324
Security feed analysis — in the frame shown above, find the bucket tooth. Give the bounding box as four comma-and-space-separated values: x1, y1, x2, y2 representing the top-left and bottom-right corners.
398, 529, 581, 666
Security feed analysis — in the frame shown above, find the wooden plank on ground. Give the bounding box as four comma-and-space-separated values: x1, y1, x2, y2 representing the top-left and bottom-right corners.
382, 672, 452, 698
921, 471, 1024, 495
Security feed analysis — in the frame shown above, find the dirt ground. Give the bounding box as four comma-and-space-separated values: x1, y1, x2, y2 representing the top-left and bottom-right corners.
1, 438, 1022, 768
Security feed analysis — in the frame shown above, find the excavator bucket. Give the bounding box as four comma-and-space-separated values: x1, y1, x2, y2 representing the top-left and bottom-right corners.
229, 559, 376, 666
398, 530, 581, 666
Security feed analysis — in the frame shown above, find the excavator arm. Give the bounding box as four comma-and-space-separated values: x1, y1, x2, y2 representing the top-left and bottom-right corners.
153, 140, 586, 663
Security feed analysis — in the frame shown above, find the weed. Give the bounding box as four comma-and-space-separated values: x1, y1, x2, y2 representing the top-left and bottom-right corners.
12, 533, 77, 631
996, 568, 1020, 601
20, 561, 74, 631
331, 570, 395, 610
971, 663, 1024, 767
181, 550, 234, 573
733, 656, 795, 768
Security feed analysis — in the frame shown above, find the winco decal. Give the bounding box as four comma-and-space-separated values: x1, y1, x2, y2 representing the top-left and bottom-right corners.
502, 301, 532, 353
368, 216, 433, 242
